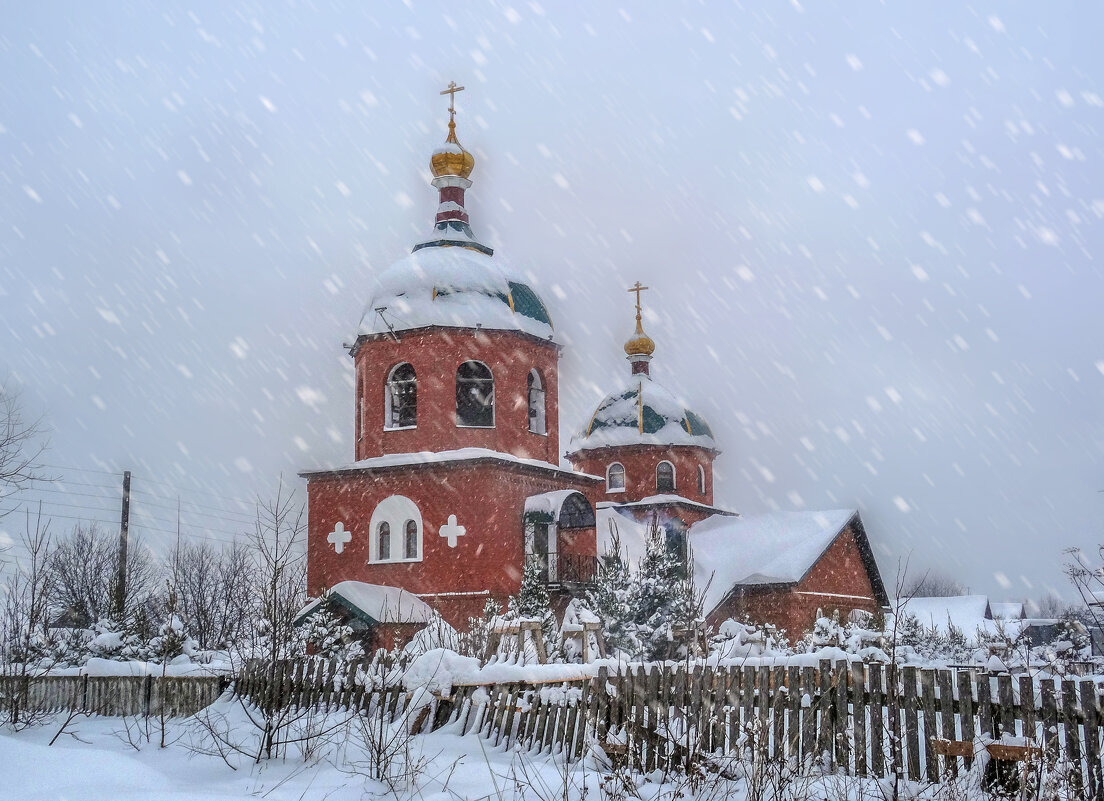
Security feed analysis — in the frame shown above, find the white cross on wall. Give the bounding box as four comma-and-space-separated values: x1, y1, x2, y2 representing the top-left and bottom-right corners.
439, 515, 466, 548
327, 522, 352, 554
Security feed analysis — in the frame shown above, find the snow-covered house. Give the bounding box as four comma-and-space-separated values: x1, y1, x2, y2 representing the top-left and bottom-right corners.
298, 92, 887, 648
895, 595, 998, 643
991, 601, 1025, 620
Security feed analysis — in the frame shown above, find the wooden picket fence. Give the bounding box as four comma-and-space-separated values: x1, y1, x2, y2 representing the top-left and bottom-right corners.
0, 673, 225, 718
234, 657, 1104, 790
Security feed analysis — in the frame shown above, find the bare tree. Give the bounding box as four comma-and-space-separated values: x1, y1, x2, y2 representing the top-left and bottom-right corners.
247, 479, 307, 760
168, 540, 253, 651
0, 505, 56, 727
900, 569, 967, 598
50, 522, 160, 625
0, 381, 46, 519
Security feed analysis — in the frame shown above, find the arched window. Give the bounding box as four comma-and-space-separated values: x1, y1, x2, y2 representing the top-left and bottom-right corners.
369, 495, 423, 563
697, 464, 707, 496
377, 522, 391, 561
527, 369, 546, 435
606, 463, 626, 493
456, 361, 494, 427
656, 461, 676, 493
385, 363, 417, 429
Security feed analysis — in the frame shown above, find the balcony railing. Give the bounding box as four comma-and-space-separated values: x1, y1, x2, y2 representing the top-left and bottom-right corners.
525, 553, 598, 586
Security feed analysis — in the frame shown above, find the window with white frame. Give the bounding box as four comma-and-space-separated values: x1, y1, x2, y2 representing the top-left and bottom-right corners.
527, 368, 546, 435
368, 495, 423, 563
606, 462, 626, 493
656, 460, 676, 493
385, 362, 417, 429
456, 360, 494, 427
697, 464, 707, 495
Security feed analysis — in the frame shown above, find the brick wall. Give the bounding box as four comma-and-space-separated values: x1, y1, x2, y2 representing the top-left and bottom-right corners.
706, 525, 881, 640
353, 327, 560, 464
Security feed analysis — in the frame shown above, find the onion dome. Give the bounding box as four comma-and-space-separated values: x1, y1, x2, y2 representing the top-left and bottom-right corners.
568, 373, 716, 453
624, 315, 656, 358
430, 119, 475, 180
567, 283, 715, 454
355, 84, 556, 346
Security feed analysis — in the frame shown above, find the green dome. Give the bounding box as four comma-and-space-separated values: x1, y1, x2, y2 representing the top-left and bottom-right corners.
569, 375, 715, 452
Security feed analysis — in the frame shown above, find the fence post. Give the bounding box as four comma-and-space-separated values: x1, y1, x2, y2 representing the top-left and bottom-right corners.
851, 661, 867, 776
902, 666, 920, 781
1062, 680, 1085, 797
1079, 679, 1100, 797
868, 663, 884, 778
920, 669, 938, 782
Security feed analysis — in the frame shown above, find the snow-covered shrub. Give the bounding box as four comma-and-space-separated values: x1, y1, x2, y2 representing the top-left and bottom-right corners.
403, 610, 459, 657
303, 603, 363, 661
709, 618, 791, 659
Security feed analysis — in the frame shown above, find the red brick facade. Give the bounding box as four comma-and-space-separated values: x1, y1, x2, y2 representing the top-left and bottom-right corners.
705, 525, 882, 639
305, 459, 599, 629
353, 328, 560, 464
567, 444, 716, 505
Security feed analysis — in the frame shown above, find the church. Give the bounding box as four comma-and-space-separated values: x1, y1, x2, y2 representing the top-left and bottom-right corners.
299, 86, 888, 651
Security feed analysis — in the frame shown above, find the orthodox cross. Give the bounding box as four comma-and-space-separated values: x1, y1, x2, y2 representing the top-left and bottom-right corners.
440, 81, 465, 123
628, 281, 650, 317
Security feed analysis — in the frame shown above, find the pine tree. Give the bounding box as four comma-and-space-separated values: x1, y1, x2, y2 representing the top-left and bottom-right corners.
506, 557, 558, 659
629, 515, 686, 660
304, 594, 362, 661
586, 527, 636, 656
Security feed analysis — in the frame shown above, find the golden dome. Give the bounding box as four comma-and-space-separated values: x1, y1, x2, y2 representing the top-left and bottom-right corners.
624, 316, 656, 357
430, 120, 475, 179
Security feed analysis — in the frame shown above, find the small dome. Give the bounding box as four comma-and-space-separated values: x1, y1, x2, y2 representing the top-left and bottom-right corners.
358, 245, 555, 341
624, 317, 655, 357
430, 121, 475, 179
569, 374, 715, 453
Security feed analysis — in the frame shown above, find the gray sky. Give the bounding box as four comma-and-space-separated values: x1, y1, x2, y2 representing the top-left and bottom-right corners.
1, 2, 1102, 604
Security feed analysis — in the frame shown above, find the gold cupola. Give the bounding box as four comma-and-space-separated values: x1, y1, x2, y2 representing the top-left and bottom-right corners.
430, 82, 475, 179
430, 120, 475, 179
624, 281, 656, 375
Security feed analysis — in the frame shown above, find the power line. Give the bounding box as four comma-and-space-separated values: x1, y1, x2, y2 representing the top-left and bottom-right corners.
38, 463, 123, 478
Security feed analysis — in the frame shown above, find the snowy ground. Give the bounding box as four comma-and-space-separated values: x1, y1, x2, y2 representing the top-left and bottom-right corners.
2, 696, 994, 801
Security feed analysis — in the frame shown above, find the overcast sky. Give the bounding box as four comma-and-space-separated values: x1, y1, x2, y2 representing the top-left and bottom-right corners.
1, 2, 1102, 604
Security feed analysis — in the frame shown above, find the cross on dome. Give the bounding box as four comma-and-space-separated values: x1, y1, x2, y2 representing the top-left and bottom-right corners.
440, 81, 465, 125
624, 281, 656, 373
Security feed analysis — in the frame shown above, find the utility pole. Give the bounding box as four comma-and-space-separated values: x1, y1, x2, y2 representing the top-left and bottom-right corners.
114, 470, 131, 619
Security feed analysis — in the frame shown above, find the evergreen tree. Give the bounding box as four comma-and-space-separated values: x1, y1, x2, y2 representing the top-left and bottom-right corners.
629, 515, 687, 660
586, 527, 636, 656
506, 557, 558, 660
304, 600, 361, 661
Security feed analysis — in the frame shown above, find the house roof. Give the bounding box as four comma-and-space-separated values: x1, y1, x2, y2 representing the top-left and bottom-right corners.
596, 507, 888, 617
295, 581, 435, 627
299, 447, 601, 483
991, 601, 1025, 620
895, 595, 994, 636
692, 510, 887, 614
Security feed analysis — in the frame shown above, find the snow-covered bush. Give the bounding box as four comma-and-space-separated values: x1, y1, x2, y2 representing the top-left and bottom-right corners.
709, 618, 791, 659
303, 601, 363, 661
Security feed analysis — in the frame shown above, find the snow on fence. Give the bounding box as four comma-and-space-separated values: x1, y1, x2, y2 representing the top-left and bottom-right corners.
0, 674, 225, 718
235, 656, 1104, 790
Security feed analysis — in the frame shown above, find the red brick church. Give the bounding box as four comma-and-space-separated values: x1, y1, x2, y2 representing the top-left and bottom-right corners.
299, 88, 888, 650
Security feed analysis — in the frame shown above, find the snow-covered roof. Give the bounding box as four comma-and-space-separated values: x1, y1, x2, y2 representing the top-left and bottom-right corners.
357, 245, 555, 343
300, 447, 601, 482
597, 493, 735, 515
568, 373, 715, 453
991, 601, 1025, 620
296, 581, 435, 626
690, 510, 859, 613
895, 595, 993, 635
596, 506, 876, 616
524, 489, 583, 517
